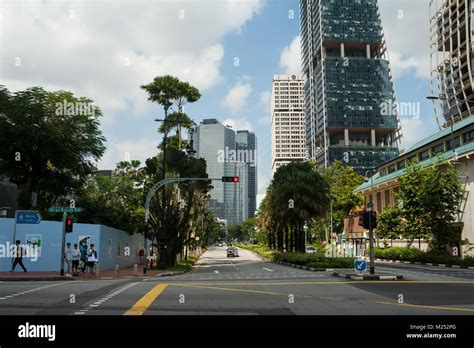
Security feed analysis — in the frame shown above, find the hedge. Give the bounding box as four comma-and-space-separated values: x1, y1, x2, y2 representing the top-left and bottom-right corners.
374, 247, 474, 267
273, 252, 354, 268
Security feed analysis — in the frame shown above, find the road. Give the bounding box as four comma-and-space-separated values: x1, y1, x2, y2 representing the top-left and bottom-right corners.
0, 246, 473, 315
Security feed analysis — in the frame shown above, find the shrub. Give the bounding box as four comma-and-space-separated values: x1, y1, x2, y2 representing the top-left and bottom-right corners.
374, 247, 474, 267
273, 252, 353, 268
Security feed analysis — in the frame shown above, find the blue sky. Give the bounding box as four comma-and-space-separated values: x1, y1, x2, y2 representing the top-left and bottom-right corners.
1, 0, 439, 207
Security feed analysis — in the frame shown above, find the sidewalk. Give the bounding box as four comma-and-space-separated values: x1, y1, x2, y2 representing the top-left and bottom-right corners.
0, 265, 184, 281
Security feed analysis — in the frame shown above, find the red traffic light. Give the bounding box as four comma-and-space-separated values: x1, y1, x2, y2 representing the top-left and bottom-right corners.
65, 218, 73, 233
222, 176, 240, 183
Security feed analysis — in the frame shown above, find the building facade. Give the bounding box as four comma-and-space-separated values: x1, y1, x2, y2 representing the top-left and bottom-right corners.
194, 119, 249, 225
300, 0, 402, 174
235, 130, 257, 219
271, 75, 307, 175
429, 0, 474, 127
354, 117, 474, 256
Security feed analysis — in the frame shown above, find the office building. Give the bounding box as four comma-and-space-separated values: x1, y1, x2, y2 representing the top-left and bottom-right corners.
429, 0, 474, 127
194, 119, 249, 225
300, 0, 402, 174
235, 130, 257, 219
271, 75, 307, 175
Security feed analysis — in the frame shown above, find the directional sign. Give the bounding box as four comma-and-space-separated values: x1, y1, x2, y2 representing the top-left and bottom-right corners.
354, 259, 367, 273
16, 211, 42, 224
48, 207, 83, 213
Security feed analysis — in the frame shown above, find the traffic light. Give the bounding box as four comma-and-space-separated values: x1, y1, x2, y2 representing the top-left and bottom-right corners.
222, 176, 239, 183
65, 218, 73, 233
358, 211, 377, 229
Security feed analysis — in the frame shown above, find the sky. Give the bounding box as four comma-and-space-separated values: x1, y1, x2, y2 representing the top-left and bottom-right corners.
0, 0, 439, 209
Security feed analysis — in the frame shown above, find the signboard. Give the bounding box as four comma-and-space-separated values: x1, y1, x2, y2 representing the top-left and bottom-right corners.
342, 233, 346, 244
16, 211, 42, 224
26, 234, 42, 257
354, 259, 367, 273
48, 207, 83, 213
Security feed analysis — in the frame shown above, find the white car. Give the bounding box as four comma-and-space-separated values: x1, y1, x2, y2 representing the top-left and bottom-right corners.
218, 242, 223, 247
306, 246, 316, 253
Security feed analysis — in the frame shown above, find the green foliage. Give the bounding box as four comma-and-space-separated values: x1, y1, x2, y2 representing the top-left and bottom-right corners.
0, 86, 106, 209
376, 206, 402, 246
235, 244, 276, 259
397, 162, 466, 253
273, 252, 354, 268
374, 247, 474, 267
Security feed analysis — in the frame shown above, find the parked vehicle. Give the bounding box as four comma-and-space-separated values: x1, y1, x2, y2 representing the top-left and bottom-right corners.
227, 246, 239, 257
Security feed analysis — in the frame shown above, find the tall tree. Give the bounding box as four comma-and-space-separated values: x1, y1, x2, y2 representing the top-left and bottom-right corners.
0, 86, 106, 209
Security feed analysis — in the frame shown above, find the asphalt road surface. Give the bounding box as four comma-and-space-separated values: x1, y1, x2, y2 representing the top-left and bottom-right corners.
0, 246, 473, 315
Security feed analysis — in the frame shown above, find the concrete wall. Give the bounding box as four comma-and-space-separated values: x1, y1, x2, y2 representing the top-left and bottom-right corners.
0, 218, 146, 271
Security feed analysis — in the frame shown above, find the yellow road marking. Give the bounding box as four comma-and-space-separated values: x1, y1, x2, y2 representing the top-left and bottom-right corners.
375, 301, 474, 313
169, 283, 312, 298
190, 257, 203, 274
123, 283, 168, 316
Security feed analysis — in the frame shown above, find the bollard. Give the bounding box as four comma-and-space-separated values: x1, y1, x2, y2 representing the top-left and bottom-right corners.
114, 264, 119, 278
133, 264, 138, 277
95, 263, 100, 279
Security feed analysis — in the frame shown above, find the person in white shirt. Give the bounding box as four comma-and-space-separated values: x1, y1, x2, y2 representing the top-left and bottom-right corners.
64, 243, 73, 274
71, 243, 81, 276
86, 244, 98, 274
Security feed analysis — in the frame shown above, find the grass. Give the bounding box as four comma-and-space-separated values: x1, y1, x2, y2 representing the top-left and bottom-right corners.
235, 243, 276, 259
148, 254, 198, 272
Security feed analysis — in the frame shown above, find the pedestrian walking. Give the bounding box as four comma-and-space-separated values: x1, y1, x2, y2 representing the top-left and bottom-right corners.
10, 240, 27, 273
71, 243, 81, 276
86, 244, 98, 274
64, 242, 73, 274
79, 242, 87, 272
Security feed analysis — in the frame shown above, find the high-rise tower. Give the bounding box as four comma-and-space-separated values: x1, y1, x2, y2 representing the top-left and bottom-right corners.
300, 0, 402, 174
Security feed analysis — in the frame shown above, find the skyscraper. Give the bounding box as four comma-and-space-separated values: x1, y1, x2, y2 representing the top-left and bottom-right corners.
194, 119, 249, 225
271, 75, 306, 175
300, 0, 402, 174
429, 0, 474, 127
235, 130, 257, 219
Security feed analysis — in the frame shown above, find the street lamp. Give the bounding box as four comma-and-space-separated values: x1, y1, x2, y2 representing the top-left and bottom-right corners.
303, 223, 308, 252
364, 169, 377, 275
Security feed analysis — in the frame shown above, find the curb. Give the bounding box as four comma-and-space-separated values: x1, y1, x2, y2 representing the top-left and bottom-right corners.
272, 260, 336, 272
375, 258, 474, 270
0, 276, 73, 281
332, 272, 403, 281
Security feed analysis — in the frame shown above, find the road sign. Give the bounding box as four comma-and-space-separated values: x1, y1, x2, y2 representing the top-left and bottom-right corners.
48, 207, 83, 213
342, 233, 346, 243
16, 211, 42, 224
354, 259, 367, 273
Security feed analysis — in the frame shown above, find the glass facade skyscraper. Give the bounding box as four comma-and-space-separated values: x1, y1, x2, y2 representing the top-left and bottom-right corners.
429, 0, 474, 127
194, 119, 249, 225
235, 130, 257, 219
300, 0, 402, 174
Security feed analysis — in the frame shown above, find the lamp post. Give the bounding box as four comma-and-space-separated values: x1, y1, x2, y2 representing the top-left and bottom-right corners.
303, 223, 308, 252
365, 169, 377, 275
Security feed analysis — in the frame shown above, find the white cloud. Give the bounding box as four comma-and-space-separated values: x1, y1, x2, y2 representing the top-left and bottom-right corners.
222, 117, 253, 132
400, 118, 432, 151
258, 172, 270, 195
98, 138, 159, 170
280, 35, 301, 75
0, 0, 263, 119
378, 0, 430, 80
221, 82, 252, 114
258, 90, 272, 124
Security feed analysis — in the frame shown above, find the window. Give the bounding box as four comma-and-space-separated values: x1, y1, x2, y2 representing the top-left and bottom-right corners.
463, 130, 474, 144
418, 149, 430, 161
431, 143, 445, 154
446, 136, 461, 150
397, 160, 406, 170
407, 155, 417, 164
388, 164, 396, 174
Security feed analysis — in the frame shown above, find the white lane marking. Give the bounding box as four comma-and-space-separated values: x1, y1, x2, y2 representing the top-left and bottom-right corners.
0, 282, 69, 300
214, 270, 219, 274
263, 268, 274, 272
73, 282, 138, 315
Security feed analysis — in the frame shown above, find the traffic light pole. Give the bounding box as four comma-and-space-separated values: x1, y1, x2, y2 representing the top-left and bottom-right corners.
368, 205, 375, 274
60, 212, 66, 276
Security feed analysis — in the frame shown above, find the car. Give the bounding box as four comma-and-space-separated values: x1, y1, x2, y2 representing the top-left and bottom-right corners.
218, 242, 223, 247
227, 246, 239, 257
306, 246, 316, 253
